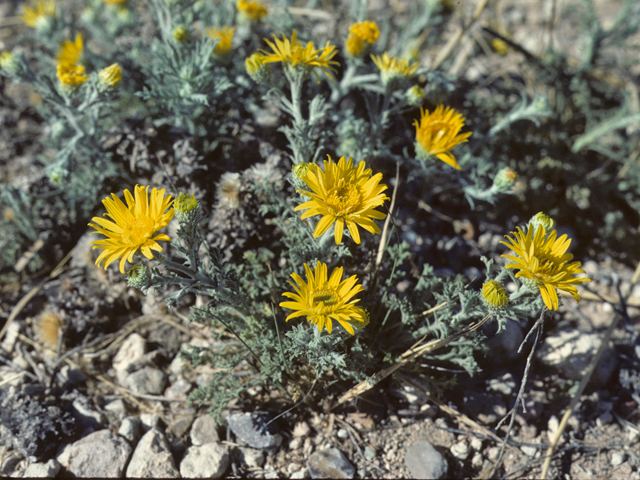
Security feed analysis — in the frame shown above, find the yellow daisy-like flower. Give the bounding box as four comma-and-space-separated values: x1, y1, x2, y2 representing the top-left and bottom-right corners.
482, 280, 508, 308
237, 0, 267, 21
206, 26, 235, 56
345, 21, 379, 57
294, 156, 389, 245
371, 52, 419, 85
280, 261, 369, 335
88, 185, 174, 274
500, 225, 591, 311
260, 30, 339, 81
57, 33, 84, 67
414, 105, 472, 170
22, 0, 56, 28
104, 0, 127, 3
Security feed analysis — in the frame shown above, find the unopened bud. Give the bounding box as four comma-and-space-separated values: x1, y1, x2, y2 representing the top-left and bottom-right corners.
492, 167, 517, 191
528, 212, 555, 235
482, 280, 508, 308
127, 263, 151, 292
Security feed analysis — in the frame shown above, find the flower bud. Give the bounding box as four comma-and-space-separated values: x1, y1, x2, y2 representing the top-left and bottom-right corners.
127, 263, 151, 292
0, 52, 18, 75
528, 212, 555, 235
174, 193, 200, 223
482, 280, 508, 308
173, 26, 189, 43
291, 163, 317, 191
98, 63, 122, 89
405, 85, 425, 106
245, 53, 270, 83
492, 167, 517, 191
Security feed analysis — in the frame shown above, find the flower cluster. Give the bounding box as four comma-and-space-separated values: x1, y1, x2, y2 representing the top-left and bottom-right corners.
56, 33, 88, 87
500, 215, 591, 310
345, 21, 379, 57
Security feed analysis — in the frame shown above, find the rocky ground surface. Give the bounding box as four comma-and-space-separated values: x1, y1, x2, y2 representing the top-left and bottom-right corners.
3, 0, 640, 478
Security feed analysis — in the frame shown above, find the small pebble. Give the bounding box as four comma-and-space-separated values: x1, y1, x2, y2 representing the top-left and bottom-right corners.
487, 447, 500, 462
596, 412, 613, 426
611, 451, 625, 467
520, 445, 537, 457
293, 422, 311, 438
336, 428, 349, 439
471, 452, 483, 468
450, 440, 469, 460
140, 413, 160, 431
470, 437, 483, 451
290, 438, 303, 451
364, 446, 376, 460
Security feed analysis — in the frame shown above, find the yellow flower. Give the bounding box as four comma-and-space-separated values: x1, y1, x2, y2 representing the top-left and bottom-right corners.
206, 26, 235, 56
491, 38, 508, 55
173, 26, 189, 43
237, 0, 267, 21
345, 21, 379, 57
500, 225, 591, 310
22, 0, 56, 28
104, 0, 127, 3
98, 63, 122, 87
88, 185, 174, 274
414, 105, 472, 170
295, 156, 389, 245
260, 30, 339, 81
57, 64, 88, 86
371, 52, 419, 85
57, 33, 84, 67
280, 261, 369, 335
482, 280, 508, 308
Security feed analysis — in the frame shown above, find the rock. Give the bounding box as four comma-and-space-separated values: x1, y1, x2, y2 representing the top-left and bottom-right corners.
364, 446, 376, 460
227, 412, 282, 450
336, 428, 349, 439
291, 468, 309, 479
487, 372, 517, 395
118, 416, 142, 444
72, 396, 104, 433
113, 333, 146, 384
520, 445, 537, 457
450, 440, 469, 460
126, 367, 166, 395
22, 459, 61, 478
190, 414, 220, 446
308, 447, 355, 479
0, 321, 20, 352
611, 451, 625, 467
64, 429, 132, 478
180, 443, 229, 478
486, 319, 524, 360
104, 399, 127, 419
169, 412, 196, 439
289, 437, 303, 451
462, 391, 507, 424
404, 440, 447, 480
165, 377, 192, 400
56, 365, 86, 389
293, 421, 311, 438
538, 329, 618, 386
126, 428, 179, 478
238, 447, 265, 468
471, 452, 483, 468
140, 413, 161, 431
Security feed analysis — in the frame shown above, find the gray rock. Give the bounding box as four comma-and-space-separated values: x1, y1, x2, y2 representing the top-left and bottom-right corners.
169, 412, 196, 439
22, 459, 61, 478
308, 448, 355, 479
227, 412, 282, 450
165, 377, 192, 400
180, 443, 229, 478
104, 399, 127, 419
64, 429, 132, 478
538, 329, 618, 386
126, 428, 179, 478
364, 446, 376, 460
113, 333, 146, 384
487, 372, 517, 395
238, 447, 265, 468
126, 367, 166, 395
291, 468, 309, 479
486, 319, 524, 360
118, 416, 142, 444
190, 415, 219, 446
72, 396, 105, 433
404, 440, 447, 479
140, 413, 161, 431
611, 451, 625, 467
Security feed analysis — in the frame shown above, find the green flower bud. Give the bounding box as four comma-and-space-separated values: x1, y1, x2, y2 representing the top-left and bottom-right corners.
405, 85, 424, 106
528, 212, 555, 235
127, 263, 151, 292
492, 167, 517, 191
245, 53, 271, 83
482, 280, 508, 309
174, 193, 200, 223
173, 26, 189, 43
291, 162, 317, 191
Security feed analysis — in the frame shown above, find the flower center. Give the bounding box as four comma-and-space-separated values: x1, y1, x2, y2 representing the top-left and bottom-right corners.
122, 216, 154, 245
533, 254, 564, 281
311, 288, 339, 312
326, 179, 361, 216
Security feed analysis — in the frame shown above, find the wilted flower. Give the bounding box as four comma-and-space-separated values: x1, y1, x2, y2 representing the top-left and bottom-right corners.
371, 52, 419, 86
207, 26, 235, 56
22, 0, 56, 29
482, 280, 508, 308
217, 172, 242, 209
88, 185, 174, 274
237, 0, 267, 22
414, 105, 472, 170
280, 261, 369, 335
98, 63, 122, 88
260, 30, 339, 81
295, 156, 389, 245
345, 21, 379, 57
501, 224, 590, 310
